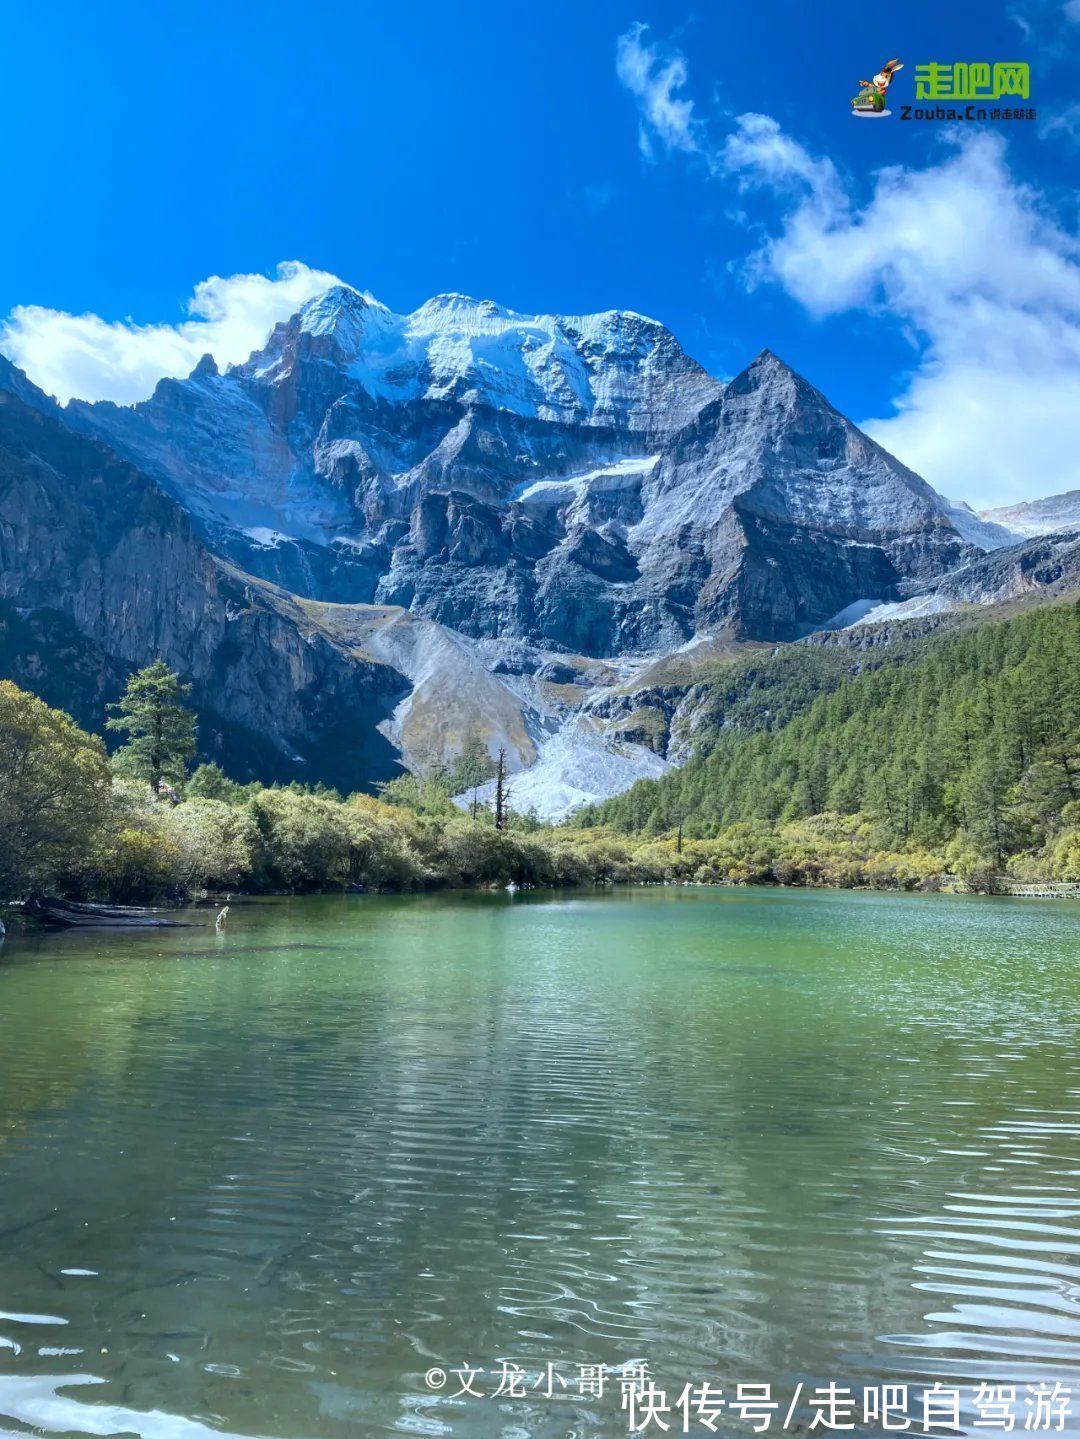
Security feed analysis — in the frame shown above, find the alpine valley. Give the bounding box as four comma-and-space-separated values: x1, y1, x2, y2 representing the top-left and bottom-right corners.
3, 283, 1078, 817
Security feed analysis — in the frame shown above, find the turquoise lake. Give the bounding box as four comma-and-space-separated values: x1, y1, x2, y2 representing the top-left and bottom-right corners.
1, 888, 1079, 1436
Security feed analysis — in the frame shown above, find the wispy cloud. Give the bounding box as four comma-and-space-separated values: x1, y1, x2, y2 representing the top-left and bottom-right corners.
616, 33, 1080, 509
1007, 0, 1077, 59
1041, 100, 1080, 143
727, 127, 1080, 507
615, 24, 703, 161
0, 261, 344, 405
721, 113, 843, 205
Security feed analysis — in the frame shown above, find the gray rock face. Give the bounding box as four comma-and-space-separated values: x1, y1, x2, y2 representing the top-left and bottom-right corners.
10, 284, 1065, 803
0, 377, 406, 789
981, 490, 1080, 539
63, 287, 1000, 652
635, 351, 987, 631
374, 350, 994, 645
927, 530, 1080, 606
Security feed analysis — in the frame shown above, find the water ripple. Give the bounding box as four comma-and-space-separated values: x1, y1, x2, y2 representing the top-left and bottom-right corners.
1, 889, 1079, 1436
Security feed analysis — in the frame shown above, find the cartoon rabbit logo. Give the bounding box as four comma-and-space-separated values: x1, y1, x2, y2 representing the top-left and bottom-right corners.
851, 58, 903, 116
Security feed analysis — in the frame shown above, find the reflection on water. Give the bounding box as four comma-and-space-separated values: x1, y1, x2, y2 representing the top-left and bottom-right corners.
0, 888, 1079, 1437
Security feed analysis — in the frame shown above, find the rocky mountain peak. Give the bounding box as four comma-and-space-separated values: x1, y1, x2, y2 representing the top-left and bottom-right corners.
287, 284, 392, 364
0, 352, 57, 414
409, 293, 513, 328
717, 351, 930, 497
297, 284, 380, 334
216, 285, 723, 435
747, 345, 786, 369
230, 286, 392, 381
190, 352, 219, 380
726, 348, 818, 405
980, 489, 1080, 539
53, 282, 1029, 660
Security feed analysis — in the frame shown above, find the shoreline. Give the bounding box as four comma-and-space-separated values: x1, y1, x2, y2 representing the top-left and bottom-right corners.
6, 875, 1078, 938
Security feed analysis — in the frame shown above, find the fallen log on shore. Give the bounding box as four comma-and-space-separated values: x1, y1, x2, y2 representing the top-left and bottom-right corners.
24, 898, 195, 929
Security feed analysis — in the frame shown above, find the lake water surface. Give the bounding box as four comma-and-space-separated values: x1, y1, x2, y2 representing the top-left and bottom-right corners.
1, 888, 1079, 1437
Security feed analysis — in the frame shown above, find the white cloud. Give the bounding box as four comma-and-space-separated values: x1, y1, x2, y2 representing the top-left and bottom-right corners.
721, 113, 843, 203
0, 260, 344, 404
617, 25, 1080, 510
1066, 0, 1080, 22
615, 24, 702, 160
721, 123, 1080, 507
1041, 100, 1080, 143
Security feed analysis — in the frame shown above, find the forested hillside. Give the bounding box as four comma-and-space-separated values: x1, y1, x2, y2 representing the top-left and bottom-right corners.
5, 601, 1079, 913
582, 600, 1080, 873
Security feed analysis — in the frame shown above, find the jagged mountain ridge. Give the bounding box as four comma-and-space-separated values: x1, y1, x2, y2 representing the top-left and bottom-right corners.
981, 489, 1080, 538
0, 354, 668, 801
67, 289, 722, 618
4, 283, 1069, 816
0, 362, 406, 789
66, 284, 1014, 652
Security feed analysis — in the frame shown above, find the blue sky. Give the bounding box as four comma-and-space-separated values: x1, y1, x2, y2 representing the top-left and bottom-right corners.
1, 0, 1078, 506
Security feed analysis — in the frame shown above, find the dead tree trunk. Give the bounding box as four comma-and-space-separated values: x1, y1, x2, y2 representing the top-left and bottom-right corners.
494, 747, 511, 831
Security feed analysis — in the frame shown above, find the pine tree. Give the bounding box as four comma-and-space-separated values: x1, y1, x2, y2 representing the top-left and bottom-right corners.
107, 662, 196, 791
582, 600, 1080, 872
451, 735, 495, 794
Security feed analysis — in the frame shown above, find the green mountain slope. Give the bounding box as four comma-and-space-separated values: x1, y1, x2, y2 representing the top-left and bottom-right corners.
581, 599, 1080, 870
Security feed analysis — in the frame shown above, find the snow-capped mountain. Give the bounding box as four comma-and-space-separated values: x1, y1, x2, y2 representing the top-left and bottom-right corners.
940, 499, 1019, 551
68, 286, 719, 542
255, 286, 722, 430
10, 280, 1073, 815
981, 489, 1080, 538
65, 283, 1016, 654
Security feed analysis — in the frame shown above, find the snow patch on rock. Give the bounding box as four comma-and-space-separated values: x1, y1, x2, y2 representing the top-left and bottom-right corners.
850, 594, 955, 626
942, 499, 1018, 550
242, 527, 294, 549
457, 713, 670, 823
821, 598, 886, 630
980, 490, 1080, 538
512, 454, 657, 502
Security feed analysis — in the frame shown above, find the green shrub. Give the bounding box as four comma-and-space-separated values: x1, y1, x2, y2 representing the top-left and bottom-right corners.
161, 798, 259, 891
0, 680, 112, 898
